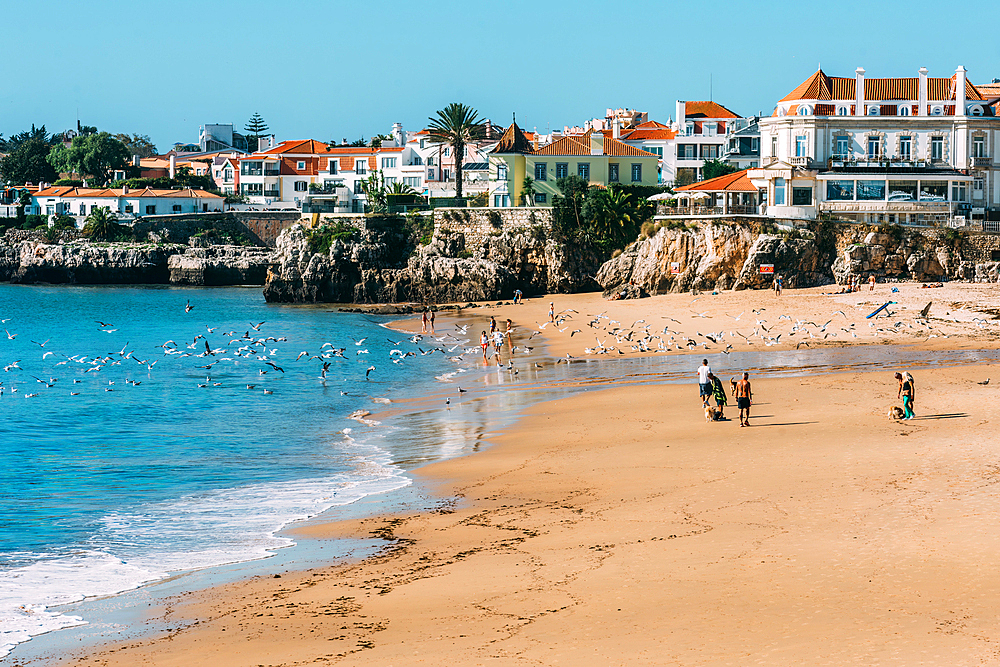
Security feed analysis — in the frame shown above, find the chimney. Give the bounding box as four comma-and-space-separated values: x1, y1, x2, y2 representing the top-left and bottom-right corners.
590, 131, 604, 156
485, 119, 493, 139
675, 100, 686, 132
132, 154, 140, 167
613, 117, 621, 140
956, 65, 968, 115
855, 67, 865, 116
918, 67, 929, 116
392, 122, 403, 146
169, 154, 176, 180
123, 184, 129, 195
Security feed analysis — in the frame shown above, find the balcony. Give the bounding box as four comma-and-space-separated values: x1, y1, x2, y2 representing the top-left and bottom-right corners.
972, 156, 991, 168
789, 156, 811, 166
264, 168, 280, 176
263, 190, 280, 199
241, 168, 262, 176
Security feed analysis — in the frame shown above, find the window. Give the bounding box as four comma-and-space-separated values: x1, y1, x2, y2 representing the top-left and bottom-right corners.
497, 164, 507, 181
172, 204, 182, 213
294, 181, 307, 192
857, 180, 886, 200
826, 180, 854, 201
556, 162, 568, 179
868, 106, 880, 116
45, 205, 53, 215
534, 162, 547, 181
700, 145, 719, 159
797, 106, 810, 116
412, 156, 422, 166
124, 204, 133, 213
974, 178, 985, 192
888, 181, 917, 201
867, 137, 881, 159
242, 183, 262, 195
837, 106, 848, 116
751, 137, 759, 153
355, 159, 367, 174
328, 161, 337, 174
577, 163, 590, 180
427, 157, 435, 166
381, 157, 397, 168
224, 169, 233, 180
324, 179, 344, 189
608, 163, 619, 182
952, 182, 968, 201
899, 136, 911, 160
792, 187, 812, 205
678, 144, 696, 159
297, 161, 306, 170
145, 205, 156, 215
383, 177, 396, 186
535, 193, 547, 204
241, 161, 263, 176
354, 180, 364, 194
644, 146, 663, 157
493, 194, 509, 207
631, 163, 642, 182
443, 148, 450, 157
403, 177, 421, 188
920, 181, 947, 200
795, 135, 807, 157
79, 204, 86, 215
773, 177, 786, 205
684, 122, 694, 136
835, 135, 849, 157
973, 136, 986, 158
931, 136, 943, 161
770, 136, 778, 157
443, 169, 451, 181
899, 106, 910, 116
428, 169, 436, 180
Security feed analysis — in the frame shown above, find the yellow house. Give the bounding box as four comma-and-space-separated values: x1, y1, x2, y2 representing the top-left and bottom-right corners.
489, 122, 659, 207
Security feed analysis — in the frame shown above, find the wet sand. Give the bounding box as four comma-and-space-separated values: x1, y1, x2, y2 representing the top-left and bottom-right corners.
44, 284, 1000, 666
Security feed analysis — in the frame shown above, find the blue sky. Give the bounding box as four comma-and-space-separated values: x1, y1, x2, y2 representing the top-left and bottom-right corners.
4, 0, 997, 152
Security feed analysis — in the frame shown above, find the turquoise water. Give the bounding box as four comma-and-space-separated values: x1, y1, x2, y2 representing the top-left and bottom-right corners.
0, 285, 477, 659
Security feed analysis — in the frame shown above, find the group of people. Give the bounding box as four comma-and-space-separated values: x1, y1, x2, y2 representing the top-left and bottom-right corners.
698, 359, 753, 427
481, 315, 514, 366
420, 307, 436, 334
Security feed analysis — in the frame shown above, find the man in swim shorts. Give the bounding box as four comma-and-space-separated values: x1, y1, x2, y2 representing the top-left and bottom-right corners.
697, 359, 712, 407
736, 372, 753, 427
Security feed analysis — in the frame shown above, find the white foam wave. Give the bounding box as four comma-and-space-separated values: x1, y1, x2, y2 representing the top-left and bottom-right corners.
0, 450, 410, 659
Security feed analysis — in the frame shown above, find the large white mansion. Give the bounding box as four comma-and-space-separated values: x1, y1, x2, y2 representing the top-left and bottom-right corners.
749, 66, 999, 224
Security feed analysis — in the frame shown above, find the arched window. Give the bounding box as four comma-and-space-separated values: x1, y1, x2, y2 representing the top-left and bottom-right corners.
837, 106, 848, 116
969, 105, 985, 117
898, 106, 910, 116
797, 105, 811, 116
868, 106, 880, 116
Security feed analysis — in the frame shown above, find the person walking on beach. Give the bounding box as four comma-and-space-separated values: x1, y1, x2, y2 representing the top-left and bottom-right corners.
736, 372, 753, 427
421, 308, 428, 333
709, 372, 728, 419
492, 329, 505, 367
549, 301, 555, 323
513, 289, 523, 304
489, 316, 497, 334
480, 331, 489, 362
697, 359, 713, 407
869, 275, 876, 291
505, 319, 514, 353
429, 308, 435, 333
895, 372, 915, 419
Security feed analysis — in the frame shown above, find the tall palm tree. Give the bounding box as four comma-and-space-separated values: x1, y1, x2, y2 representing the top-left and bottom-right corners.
427, 103, 484, 199
83, 206, 119, 241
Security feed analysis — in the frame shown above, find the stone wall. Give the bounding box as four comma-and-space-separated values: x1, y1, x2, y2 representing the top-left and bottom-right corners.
432, 208, 553, 251
130, 211, 301, 247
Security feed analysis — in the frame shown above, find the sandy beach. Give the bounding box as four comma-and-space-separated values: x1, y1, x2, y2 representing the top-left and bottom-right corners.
44, 284, 1000, 666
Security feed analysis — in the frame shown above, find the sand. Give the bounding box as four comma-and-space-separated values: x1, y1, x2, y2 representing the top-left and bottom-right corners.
46, 284, 1000, 667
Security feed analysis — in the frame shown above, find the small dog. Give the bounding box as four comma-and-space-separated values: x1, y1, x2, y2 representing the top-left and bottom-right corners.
705, 405, 718, 422
888, 406, 905, 420
730, 377, 738, 396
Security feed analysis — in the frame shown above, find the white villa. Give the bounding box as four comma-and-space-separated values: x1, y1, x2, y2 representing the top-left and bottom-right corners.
30, 186, 224, 223
749, 65, 1000, 224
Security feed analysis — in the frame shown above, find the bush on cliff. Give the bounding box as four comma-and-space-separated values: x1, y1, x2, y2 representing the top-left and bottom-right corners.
83, 207, 132, 242
306, 222, 356, 255
551, 176, 655, 254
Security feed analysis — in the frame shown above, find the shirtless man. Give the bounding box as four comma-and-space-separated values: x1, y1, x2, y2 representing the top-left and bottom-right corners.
736, 372, 753, 427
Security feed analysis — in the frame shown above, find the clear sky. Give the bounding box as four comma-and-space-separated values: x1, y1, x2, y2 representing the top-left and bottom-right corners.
4, 0, 998, 152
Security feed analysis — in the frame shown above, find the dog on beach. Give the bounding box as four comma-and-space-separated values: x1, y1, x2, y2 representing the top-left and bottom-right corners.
888, 406, 905, 421
730, 377, 738, 397
705, 405, 718, 422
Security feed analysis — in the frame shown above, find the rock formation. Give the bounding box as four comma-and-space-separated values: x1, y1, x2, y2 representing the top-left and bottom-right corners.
168, 246, 275, 286
263, 221, 601, 304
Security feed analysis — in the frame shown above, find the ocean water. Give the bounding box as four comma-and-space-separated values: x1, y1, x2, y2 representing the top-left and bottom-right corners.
0, 285, 483, 660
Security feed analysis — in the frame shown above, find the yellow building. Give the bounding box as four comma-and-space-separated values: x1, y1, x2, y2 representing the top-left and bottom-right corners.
489, 122, 659, 207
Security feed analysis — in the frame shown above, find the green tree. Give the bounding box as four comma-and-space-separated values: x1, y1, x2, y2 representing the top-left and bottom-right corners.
2, 125, 52, 153
244, 113, 269, 152
369, 133, 393, 148
427, 103, 484, 199
521, 175, 535, 206
48, 132, 130, 184
114, 133, 158, 158
551, 175, 590, 233
0, 136, 59, 185
82, 207, 123, 241
387, 180, 417, 195
360, 170, 389, 214
701, 159, 738, 181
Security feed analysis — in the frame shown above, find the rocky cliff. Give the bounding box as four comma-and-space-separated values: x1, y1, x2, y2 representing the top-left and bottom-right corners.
263, 221, 601, 304
0, 237, 274, 286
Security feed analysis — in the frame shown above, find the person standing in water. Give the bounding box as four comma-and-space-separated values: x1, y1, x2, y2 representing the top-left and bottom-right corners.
421, 308, 428, 333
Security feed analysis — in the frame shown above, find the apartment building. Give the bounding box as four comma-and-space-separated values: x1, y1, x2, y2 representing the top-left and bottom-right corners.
748, 65, 999, 223
671, 101, 743, 183
31, 186, 223, 221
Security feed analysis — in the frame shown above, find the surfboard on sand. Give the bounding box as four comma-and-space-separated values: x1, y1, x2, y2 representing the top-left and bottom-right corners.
866, 301, 896, 319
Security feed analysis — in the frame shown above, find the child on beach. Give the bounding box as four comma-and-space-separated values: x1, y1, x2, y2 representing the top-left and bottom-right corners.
492, 330, 505, 366
895, 371, 915, 418
513, 289, 522, 304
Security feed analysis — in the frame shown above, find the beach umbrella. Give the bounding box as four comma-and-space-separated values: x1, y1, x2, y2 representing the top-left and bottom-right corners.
646, 192, 674, 201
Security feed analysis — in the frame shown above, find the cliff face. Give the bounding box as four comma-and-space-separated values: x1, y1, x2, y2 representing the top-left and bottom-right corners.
0, 239, 274, 286
263, 223, 601, 304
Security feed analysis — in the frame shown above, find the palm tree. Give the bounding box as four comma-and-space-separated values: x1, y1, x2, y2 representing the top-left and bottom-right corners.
387, 181, 417, 195
82, 207, 119, 241
427, 103, 485, 199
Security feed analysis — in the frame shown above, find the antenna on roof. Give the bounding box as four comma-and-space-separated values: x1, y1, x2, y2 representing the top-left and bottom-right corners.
512, 112, 516, 125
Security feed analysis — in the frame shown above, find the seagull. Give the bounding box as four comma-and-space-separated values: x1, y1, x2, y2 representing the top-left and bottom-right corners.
264, 362, 284, 373
185, 299, 193, 313
263, 388, 273, 394
978, 378, 990, 385
96, 321, 113, 327
100, 328, 118, 334
31, 339, 50, 348
4, 330, 16, 340
366, 365, 376, 379
355, 337, 368, 346
250, 321, 265, 331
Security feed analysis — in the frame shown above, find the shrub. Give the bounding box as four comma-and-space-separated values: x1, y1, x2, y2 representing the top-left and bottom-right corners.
640, 221, 656, 238
306, 222, 357, 255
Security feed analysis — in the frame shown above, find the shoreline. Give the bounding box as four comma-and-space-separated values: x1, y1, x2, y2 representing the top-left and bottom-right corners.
41, 357, 1000, 666
10, 282, 1000, 665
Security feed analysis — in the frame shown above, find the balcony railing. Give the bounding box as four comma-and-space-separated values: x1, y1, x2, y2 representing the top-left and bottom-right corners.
789, 156, 810, 166
241, 168, 262, 176
264, 168, 280, 176
263, 190, 280, 198
972, 156, 991, 167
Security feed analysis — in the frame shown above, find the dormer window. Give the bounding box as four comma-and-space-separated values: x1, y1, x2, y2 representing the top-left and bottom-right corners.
797, 105, 811, 116
899, 106, 910, 116
837, 106, 849, 116
867, 106, 880, 116
970, 105, 985, 117
297, 161, 306, 170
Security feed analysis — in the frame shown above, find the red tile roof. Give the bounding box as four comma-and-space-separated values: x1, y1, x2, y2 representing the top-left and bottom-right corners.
633, 120, 671, 129
533, 131, 658, 157
684, 101, 740, 119
674, 169, 756, 193
35, 187, 222, 199
781, 69, 986, 102
602, 128, 677, 141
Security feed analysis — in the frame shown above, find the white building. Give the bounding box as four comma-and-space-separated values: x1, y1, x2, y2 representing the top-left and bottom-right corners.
31, 186, 224, 223
748, 66, 998, 223
671, 101, 744, 184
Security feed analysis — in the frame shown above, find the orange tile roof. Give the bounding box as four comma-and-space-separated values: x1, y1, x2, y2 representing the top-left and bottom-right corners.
633, 120, 671, 129
491, 122, 534, 154
977, 82, 1000, 98
782, 69, 986, 102
684, 101, 740, 119
603, 128, 677, 141
533, 131, 658, 157
35, 187, 222, 198
674, 169, 756, 193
